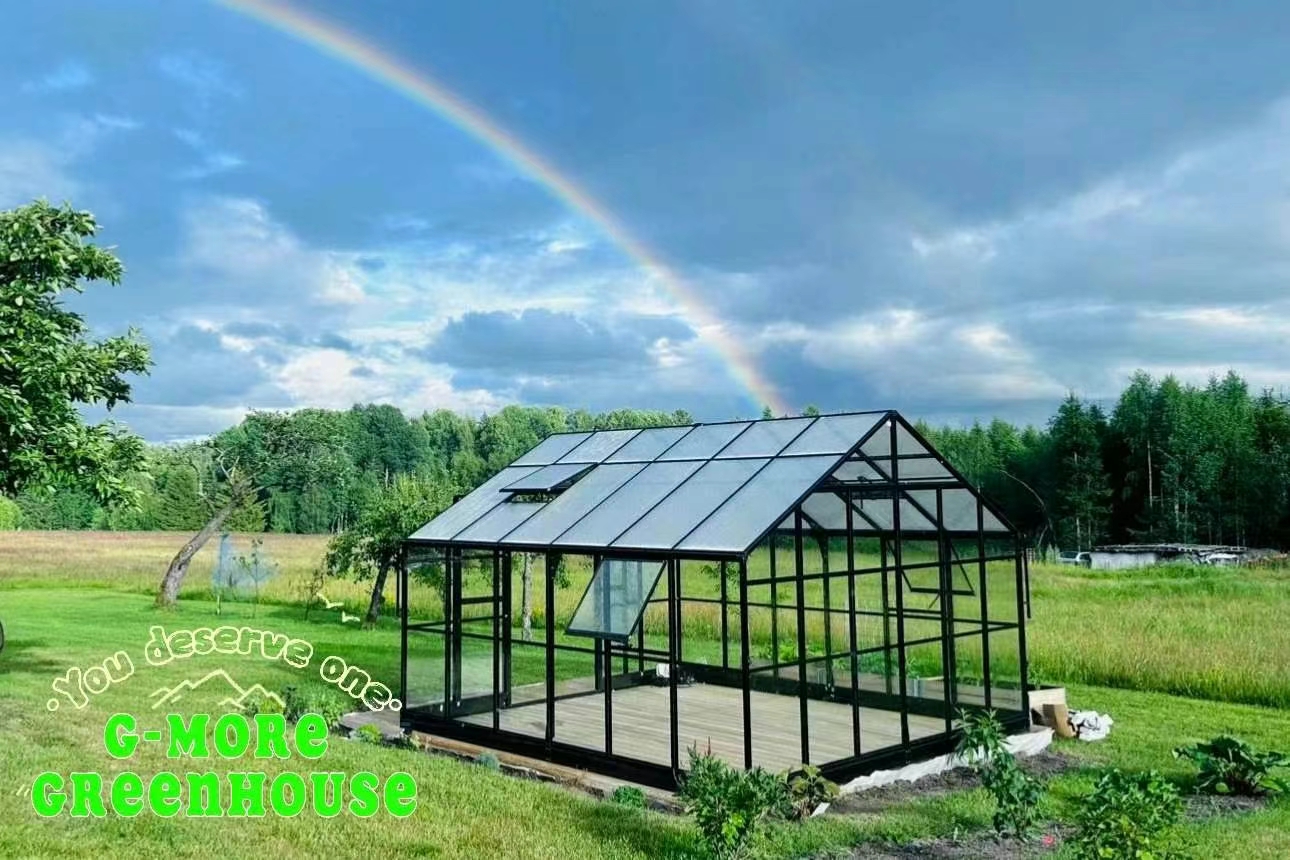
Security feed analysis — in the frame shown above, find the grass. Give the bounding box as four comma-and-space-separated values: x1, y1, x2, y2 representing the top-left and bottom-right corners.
2, 531, 1289, 857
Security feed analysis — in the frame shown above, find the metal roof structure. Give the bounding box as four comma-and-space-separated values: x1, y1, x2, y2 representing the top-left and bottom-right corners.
408, 410, 1012, 557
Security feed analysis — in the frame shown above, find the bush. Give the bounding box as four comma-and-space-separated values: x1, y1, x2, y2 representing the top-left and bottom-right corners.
281, 684, 348, 730
786, 765, 839, 819
0, 496, 20, 530
241, 694, 284, 718
678, 745, 792, 859
355, 723, 385, 745
1174, 735, 1290, 796
1070, 770, 1182, 860
610, 785, 647, 809
475, 752, 501, 771
955, 709, 1043, 840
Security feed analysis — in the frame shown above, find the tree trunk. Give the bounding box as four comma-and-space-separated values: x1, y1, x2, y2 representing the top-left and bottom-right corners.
366, 559, 391, 625
156, 497, 239, 607
520, 553, 533, 642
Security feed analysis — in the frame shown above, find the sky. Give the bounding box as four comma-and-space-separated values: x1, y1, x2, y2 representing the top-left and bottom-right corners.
3, 0, 1290, 441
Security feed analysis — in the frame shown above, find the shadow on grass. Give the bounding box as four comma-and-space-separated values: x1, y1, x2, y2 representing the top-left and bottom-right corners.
571, 801, 704, 859
0, 636, 62, 676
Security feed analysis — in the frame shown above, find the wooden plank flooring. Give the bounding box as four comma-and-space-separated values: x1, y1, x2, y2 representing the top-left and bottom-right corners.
460, 683, 945, 772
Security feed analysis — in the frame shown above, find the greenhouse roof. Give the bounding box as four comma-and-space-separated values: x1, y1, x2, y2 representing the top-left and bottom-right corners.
408, 411, 1012, 557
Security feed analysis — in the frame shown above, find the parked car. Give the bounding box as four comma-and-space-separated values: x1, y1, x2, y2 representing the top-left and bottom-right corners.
1057, 550, 1091, 567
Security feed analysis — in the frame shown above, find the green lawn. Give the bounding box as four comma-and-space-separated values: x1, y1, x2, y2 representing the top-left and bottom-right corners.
2, 532, 1288, 858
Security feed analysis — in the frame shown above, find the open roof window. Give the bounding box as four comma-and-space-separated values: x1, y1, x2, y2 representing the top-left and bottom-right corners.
500, 462, 594, 494
567, 558, 665, 641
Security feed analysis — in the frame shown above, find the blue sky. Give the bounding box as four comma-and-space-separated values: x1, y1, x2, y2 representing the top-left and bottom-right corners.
4, 1, 1290, 440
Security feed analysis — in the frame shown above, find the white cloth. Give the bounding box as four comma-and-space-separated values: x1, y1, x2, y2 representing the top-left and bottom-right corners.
1069, 709, 1113, 741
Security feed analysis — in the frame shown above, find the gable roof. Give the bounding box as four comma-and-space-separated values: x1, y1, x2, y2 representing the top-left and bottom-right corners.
408, 410, 1012, 557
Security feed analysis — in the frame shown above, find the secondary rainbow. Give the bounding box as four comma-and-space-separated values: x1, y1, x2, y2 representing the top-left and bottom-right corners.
215, 0, 789, 415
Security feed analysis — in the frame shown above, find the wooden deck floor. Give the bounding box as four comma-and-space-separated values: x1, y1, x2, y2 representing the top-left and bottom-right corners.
461, 683, 945, 772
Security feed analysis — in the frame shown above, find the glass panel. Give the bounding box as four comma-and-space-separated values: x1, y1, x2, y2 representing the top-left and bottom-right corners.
895, 422, 930, 456
614, 458, 767, 550
606, 426, 692, 462
859, 421, 894, 457
501, 462, 594, 493
558, 460, 703, 547
409, 466, 539, 540
679, 455, 838, 553
567, 558, 665, 641
832, 459, 887, 482
502, 463, 646, 546
938, 488, 981, 531
782, 413, 884, 456
716, 417, 814, 458
453, 501, 545, 543
800, 492, 847, 531
513, 433, 591, 466
988, 628, 1024, 712
406, 630, 446, 711
656, 422, 751, 460
557, 428, 641, 463
896, 457, 954, 481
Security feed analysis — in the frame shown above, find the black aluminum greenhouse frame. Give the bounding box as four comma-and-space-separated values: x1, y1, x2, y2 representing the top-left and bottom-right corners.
400, 411, 1030, 790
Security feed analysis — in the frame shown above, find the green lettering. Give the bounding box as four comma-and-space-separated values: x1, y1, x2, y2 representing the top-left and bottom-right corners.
68, 772, 106, 817
185, 772, 224, 817
269, 772, 306, 817
104, 713, 137, 759
213, 713, 250, 759
226, 772, 267, 817
149, 772, 182, 818
31, 772, 65, 817
294, 713, 328, 760
111, 772, 144, 818
348, 772, 379, 818
166, 713, 210, 758
254, 713, 289, 759
310, 772, 345, 818
384, 772, 417, 818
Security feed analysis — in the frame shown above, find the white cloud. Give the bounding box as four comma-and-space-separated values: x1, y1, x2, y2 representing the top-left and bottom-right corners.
23, 60, 93, 93
0, 140, 80, 207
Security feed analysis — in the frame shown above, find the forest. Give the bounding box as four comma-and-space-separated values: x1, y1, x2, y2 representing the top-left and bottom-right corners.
6, 370, 1290, 552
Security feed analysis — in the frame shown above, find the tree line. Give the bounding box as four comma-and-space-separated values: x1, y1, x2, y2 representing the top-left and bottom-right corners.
8, 369, 1290, 551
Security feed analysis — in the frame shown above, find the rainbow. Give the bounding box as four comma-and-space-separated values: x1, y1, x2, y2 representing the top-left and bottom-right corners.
214, 0, 789, 415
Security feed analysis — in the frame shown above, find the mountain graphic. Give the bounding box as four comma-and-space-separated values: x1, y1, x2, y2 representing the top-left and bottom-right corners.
149, 669, 285, 712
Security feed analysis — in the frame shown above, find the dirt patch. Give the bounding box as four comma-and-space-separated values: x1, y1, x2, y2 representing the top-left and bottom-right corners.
1183, 793, 1267, 821
829, 751, 1079, 815
852, 831, 1066, 858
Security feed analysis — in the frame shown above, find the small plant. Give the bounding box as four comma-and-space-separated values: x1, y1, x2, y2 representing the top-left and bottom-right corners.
786, 765, 839, 819
1174, 735, 1290, 796
475, 751, 501, 771
956, 709, 1043, 840
678, 745, 792, 859
355, 723, 385, 745
281, 684, 348, 730
1070, 769, 1181, 860
241, 693, 284, 718
610, 785, 647, 809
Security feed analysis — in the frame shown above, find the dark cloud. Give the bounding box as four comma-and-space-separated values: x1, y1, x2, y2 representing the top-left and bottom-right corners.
423, 309, 694, 373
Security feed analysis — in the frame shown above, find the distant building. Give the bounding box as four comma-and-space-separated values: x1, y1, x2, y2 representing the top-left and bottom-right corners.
1087, 544, 1248, 571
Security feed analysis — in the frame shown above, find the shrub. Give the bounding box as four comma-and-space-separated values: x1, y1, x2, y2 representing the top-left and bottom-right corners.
281, 684, 348, 730
1070, 770, 1182, 860
355, 723, 385, 745
786, 765, 839, 819
678, 745, 791, 859
242, 694, 284, 718
610, 785, 647, 809
1174, 735, 1290, 796
0, 496, 20, 530
955, 709, 1043, 840
475, 752, 501, 771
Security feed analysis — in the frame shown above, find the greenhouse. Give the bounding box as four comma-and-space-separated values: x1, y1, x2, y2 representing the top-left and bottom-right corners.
400, 411, 1030, 789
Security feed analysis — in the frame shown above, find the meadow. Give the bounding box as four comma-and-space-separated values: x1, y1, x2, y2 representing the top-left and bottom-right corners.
1, 530, 1288, 858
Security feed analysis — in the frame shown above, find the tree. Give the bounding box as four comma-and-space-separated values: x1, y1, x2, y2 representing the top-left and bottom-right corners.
323, 475, 451, 624
1049, 395, 1111, 549
0, 200, 151, 505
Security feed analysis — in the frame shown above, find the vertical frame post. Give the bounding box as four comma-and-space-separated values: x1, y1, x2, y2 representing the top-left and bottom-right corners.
502, 551, 513, 708
936, 489, 957, 736
492, 549, 501, 732
821, 538, 833, 688
720, 560, 730, 671
880, 538, 892, 694
739, 557, 752, 770
794, 508, 810, 765
890, 418, 911, 747
668, 557, 681, 776
770, 538, 779, 682
845, 493, 861, 756
1014, 537, 1031, 720
545, 551, 556, 748
977, 496, 992, 710
399, 543, 408, 719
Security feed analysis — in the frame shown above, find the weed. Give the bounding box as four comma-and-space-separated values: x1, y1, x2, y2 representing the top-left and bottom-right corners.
1174, 735, 1290, 796
1070, 769, 1182, 860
